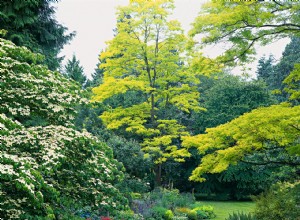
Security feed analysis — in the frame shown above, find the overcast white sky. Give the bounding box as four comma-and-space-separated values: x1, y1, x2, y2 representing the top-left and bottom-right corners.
55, 0, 206, 77
54, 0, 288, 79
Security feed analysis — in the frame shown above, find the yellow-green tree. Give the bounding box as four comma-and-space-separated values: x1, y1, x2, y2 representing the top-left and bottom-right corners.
92, 0, 211, 184
182, 0, 300, 183
182, 103, 300, 182
189, 0, 300, 65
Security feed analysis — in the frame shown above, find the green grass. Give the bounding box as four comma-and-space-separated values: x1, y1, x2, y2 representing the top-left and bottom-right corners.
195, 201, 255, 220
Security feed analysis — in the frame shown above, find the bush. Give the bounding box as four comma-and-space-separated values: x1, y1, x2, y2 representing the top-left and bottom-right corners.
192, 205, 216, 219
225, 212, 257, 220
187, 209, 198, 220
151, 206, 168, 220
132, 188, 216, 219
113, 210, 144, 220
253, 181, 300, 220
175, 207, 191, 216
164, 209, 174, 220
175, 206, 216, 220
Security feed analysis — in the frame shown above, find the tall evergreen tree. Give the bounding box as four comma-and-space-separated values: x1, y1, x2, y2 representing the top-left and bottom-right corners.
0, 0, 74, 70
64, 54, 87, 86
257, 37, 300, 102
85, 53, 105, 88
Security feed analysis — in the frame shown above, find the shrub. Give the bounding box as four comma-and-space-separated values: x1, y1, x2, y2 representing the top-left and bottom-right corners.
187, 209, 198, 220
113, 210, 144, 220
175, 207, 191, 216
164, 209, 174, 220
253, 181, 300, 220
192, 205, 216, 219
175, 206, 214, 220
225, 212, 257, 220
132, 188, 216, 219
151, 206, 168, 220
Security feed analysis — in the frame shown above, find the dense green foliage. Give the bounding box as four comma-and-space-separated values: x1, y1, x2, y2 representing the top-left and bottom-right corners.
253, 181, 300, 220
131, 188, 216, 219
0, 38, 128, 219
257, 37, 300, 102
161, 74, 275, 199
0, 0, 74, 70
183, 104, 300, 182
64, 54, 87, 86
191, 74, 274, 134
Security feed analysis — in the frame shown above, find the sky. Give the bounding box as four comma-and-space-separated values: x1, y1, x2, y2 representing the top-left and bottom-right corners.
55, 0, 205, 78
54, 0, 288, 79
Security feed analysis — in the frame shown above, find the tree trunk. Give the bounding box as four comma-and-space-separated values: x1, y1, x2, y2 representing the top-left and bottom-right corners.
150, 93, 155, 123
155, 163, 162, 187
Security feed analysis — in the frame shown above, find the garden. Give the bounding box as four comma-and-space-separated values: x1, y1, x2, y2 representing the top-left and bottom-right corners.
0, 0, 299, 219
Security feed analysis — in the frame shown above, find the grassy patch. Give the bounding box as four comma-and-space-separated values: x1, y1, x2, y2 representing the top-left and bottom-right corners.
195, 201, 255, 220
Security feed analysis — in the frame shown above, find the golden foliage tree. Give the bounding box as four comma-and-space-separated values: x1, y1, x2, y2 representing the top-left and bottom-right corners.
92, 0, 213, 184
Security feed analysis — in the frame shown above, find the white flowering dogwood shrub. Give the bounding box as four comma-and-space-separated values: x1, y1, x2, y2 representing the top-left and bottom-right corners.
0, 38, 128, 219
0, 38, 84, 127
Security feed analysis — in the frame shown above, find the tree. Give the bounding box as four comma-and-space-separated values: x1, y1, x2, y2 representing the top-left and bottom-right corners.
182, 103, 300, 182
257, 55, 276, 88
85, 53, 105, 88
257, 37, 300, 102
0, 37, 128, 219
191, 74, 275, 134
168, 74, 275, 199
0, 0, 74, 70
64, 54, 87, 86
189, 1, 300, 65
92, 0, 213, 185
182, 0, 300, 184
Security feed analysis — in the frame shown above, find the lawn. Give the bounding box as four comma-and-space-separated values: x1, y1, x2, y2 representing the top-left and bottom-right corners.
195, 201, 255, 220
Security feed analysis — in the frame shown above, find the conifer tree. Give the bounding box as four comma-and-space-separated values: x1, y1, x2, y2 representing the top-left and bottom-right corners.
64, 54, 87, 86
0, 0, 74, 70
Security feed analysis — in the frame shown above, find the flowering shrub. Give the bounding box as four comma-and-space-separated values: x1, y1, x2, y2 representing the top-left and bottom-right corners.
0, 38, 85, 127
0, 38, 128, 219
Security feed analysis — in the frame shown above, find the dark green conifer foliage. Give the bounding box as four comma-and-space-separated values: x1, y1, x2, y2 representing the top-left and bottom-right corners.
0, 0, 74, 70
257, 37, 300, 102
64, 54, 87, 86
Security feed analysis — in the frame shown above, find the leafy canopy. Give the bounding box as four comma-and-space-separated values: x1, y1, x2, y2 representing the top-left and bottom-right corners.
189, 0, 300, 65
182, 104, 300, 182
92, 0, 212, 164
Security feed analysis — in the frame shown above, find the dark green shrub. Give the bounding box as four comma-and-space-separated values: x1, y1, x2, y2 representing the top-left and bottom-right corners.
225, 212, 257, 220
253, 181, 300, 220
151, 206, 168, 220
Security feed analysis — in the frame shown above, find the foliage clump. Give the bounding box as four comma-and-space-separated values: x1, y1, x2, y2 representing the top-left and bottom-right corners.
0, 37, 128, 219
130, 188, 216, 219
253, 181, 300, 220
225, 212, 257, 220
